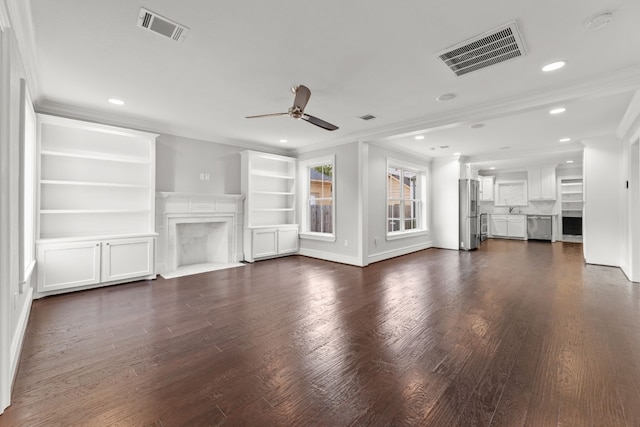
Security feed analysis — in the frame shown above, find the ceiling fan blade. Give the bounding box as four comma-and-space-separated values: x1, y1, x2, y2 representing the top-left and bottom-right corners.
245, 112, 288, 119
292, 85, 311, 112
302, 114, 339, 131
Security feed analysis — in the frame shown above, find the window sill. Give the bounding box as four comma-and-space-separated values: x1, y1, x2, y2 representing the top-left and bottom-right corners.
386, 229, 430, 241
300, 232, 336, 242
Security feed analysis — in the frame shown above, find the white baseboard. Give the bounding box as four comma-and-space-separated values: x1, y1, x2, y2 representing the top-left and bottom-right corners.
10, 287, 33, 384
298, 248, 365, 267
367, 241, 433, 264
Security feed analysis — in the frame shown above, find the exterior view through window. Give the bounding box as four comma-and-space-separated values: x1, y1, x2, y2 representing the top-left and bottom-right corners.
387, 166, 420, 233
308, 163, 333, 234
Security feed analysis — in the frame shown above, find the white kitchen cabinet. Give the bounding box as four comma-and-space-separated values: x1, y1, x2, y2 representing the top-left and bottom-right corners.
507, 216, 527, 238
241, 150, 299, 262
102, 237, 154, 282
37, 236, 156, 293
528, 167, 556, 200
490, 215, 526, 239
479, 176, 494, 201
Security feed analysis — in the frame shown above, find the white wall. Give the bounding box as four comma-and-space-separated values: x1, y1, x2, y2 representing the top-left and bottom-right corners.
366, 144, 433, 264
156, 134, 243, 194
296, 142, 363, 266
431, 156, 460, 250
583, 136, 622, 267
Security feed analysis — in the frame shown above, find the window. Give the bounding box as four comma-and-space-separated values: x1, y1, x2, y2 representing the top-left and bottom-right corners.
300, 156, 335, 241
387, 160, 427, 237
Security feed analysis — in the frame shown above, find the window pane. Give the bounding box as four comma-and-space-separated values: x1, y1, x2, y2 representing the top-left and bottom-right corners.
321, 203, 333, 233
388, 219, 400, 233
404, 170, 418, 199
309, 201, 321, 232
387, 167, 401, 200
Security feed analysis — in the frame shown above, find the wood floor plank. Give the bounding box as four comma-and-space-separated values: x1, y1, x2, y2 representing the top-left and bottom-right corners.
2, 239, 639, 426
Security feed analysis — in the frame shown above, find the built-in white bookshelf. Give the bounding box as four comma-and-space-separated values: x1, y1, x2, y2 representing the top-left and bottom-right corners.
241, 150, 298, 262
36, 114, 158, 295
561, 180, 583, 217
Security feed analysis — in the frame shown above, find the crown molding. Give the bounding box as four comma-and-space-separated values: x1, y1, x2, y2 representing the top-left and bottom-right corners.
36, 98, 293, 156
616, 90, 640, 140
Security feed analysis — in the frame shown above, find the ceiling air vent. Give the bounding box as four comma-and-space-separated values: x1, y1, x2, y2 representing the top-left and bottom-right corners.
436, 21, 526, 77
358, 114, 377, 121
137, 8, 189, 43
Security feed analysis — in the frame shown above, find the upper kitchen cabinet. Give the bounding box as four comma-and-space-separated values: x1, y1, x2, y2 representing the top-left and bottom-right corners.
479, 175, 494, 201
528, 167, 556, 200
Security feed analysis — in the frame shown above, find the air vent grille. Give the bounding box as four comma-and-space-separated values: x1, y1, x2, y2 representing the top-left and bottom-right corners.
137, 8, 189, 43
437, 21, 526, 76
359, 114, 377, 121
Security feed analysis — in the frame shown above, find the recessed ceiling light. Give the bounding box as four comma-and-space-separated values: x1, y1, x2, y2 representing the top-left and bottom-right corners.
108, 98, 125, 106
585, 11, 614, 30
436, 93, 456, 102
279, 139, 287, 143
542, 61, 566, 72
549, 107, 566, 115
453, 152, 461, 156
559, 137, 571, 142
470, 123, 485, 129
566, 160, 574, 164
489, 167, 496, 170
414, 135, 425, 140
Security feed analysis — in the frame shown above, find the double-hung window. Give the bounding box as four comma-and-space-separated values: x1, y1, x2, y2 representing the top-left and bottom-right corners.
299, 155, 335, 241
387, 159, 427, 237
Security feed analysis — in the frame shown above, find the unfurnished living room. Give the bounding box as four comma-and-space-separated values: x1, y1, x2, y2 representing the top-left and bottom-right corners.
2, 1, 640, 426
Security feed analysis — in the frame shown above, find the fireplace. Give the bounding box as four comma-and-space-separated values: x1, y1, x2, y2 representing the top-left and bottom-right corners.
156, 193, 244, 278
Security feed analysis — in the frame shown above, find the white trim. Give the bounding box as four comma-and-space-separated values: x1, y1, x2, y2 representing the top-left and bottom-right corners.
386, 229, 431, 241
0, 23, 12, 414
5, 0, 40, 100
298, 247, 364, 267
9, 286, 32, 384
367, 241, 433, 264
299, 232, 336, 242
617, 90, 640, 140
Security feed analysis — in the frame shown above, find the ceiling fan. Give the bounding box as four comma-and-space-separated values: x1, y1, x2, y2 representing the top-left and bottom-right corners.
246, 85, 339, 131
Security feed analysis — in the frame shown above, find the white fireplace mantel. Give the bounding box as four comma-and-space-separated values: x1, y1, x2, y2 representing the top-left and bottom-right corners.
156, 192, 244, 277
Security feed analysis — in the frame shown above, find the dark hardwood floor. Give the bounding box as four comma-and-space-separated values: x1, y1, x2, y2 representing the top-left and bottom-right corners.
2, 239, 640, 426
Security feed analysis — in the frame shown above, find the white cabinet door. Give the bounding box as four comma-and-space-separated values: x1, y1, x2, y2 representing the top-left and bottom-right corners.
277, 228, 299, 254
102, 237, 155, 282
253, 229, 278, 259
528, 169, 542, 200
479, 176, 494, 201
37, 241, 101, 292
490, 218, 508, 236
508, 217, 526, 238
540, 167, 556, 200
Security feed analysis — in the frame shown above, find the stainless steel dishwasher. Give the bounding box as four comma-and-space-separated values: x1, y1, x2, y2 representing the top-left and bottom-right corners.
527, 215, 552, 241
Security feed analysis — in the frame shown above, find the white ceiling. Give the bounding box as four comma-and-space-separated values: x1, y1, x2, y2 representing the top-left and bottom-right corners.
24, 0, 640, 169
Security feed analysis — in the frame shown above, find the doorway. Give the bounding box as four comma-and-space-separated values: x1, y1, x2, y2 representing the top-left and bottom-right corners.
559, 177, 583, 243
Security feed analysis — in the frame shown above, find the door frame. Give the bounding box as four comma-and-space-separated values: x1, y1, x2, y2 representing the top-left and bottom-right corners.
557, 174, 583, 242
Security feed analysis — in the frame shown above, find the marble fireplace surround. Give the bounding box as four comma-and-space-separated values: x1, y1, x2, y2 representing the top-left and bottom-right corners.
156, 192, 244, 278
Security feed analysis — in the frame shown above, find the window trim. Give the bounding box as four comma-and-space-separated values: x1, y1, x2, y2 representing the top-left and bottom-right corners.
299, 155, 336, 242
386, 158, 428, 240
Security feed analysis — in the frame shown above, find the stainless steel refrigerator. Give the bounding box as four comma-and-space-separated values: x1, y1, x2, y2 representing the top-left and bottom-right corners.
459, 179, 480, 251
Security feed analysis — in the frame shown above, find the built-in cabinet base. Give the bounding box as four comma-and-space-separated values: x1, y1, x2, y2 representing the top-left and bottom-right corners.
36, 235, 156, 296
243, 226, 299, 262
